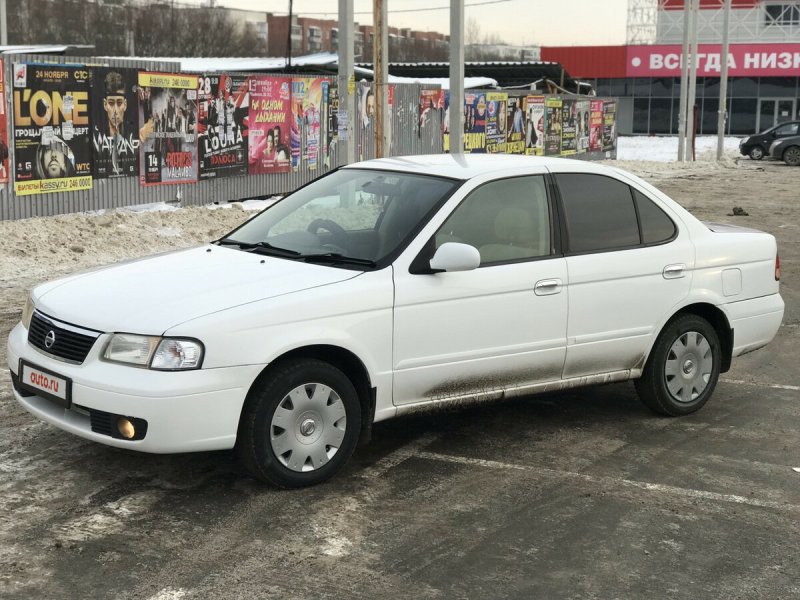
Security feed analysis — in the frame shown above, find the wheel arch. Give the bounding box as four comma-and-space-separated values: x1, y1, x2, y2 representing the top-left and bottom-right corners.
651, 303, 733, 373
241, 344, 376, 445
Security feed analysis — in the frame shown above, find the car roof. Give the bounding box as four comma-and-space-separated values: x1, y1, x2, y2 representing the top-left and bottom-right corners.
345, 153, 615, 180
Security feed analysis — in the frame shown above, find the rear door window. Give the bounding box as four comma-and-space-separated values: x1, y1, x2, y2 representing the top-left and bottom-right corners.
556, 173, 640, 253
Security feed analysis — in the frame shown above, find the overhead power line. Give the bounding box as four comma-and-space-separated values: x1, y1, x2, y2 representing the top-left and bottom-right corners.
277, 0, 515, 16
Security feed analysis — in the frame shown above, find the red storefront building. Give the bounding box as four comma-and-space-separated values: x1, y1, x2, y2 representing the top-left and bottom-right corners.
542, 0, 800, 135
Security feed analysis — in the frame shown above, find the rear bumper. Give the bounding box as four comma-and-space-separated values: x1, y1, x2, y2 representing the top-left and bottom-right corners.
724, 293, 784, 357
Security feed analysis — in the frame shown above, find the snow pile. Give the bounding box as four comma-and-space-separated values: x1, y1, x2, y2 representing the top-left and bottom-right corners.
615, 135, 742, 163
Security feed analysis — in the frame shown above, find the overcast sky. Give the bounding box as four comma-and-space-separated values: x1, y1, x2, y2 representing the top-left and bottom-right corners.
211, 0, 629, 47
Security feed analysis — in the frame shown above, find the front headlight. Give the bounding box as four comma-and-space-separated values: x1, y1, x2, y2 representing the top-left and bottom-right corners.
103, 334, 204, 370
104, 334, 161, 367
21, 294, 35, 330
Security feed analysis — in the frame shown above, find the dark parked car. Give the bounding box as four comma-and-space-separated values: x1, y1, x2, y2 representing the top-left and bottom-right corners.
739, 121, 800, 160
769, 134, 800, 166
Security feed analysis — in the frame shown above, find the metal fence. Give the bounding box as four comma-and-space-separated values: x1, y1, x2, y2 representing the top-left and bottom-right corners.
0, 56, 438, 221
0, 54, 614, 221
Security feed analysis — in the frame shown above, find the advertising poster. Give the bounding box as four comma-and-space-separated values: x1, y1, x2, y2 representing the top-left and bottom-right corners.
544, 97, 562, 157
419, 88, 445, 133
291, 79, 304, 168
506, 95, 526, 155
13, 63, 93, 196
248, 76, 291, 174
0, 58, 8, 183
577, 100, 591, 153
305, 78, 325, 171
91, 67, 139, 179
138, 72, 198, 185
290, 77, 327, 171
356, 82, 373, 161
198, 74, 249, 179
603, 100, 617, 152
464, 92, 487, 153
326, 84, 339, 164
485, 92, 507, 154
525, 96, 545, 156
589, 100, 604, 151
560, 98, 577, 156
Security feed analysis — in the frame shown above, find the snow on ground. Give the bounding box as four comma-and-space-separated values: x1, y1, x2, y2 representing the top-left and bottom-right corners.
616, 135, 742, 162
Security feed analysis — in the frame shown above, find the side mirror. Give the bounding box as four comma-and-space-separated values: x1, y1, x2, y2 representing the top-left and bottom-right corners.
429, 242, 481, 272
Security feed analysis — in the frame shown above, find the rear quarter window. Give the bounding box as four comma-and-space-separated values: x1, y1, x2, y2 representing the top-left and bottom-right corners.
634, 189, 677, 245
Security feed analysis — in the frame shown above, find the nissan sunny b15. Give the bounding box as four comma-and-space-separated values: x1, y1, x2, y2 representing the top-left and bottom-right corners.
8, 155, 784, 487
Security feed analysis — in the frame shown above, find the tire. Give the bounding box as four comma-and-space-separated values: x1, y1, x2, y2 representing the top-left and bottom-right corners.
635, 314, 721, 417
237, 359, 361, 488
783, 146, 800, 167
748, 146, 764, 160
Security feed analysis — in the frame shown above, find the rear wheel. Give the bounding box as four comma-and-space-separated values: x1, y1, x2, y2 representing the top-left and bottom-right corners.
748, 146, 764, 160
635, 314, 721, 416
783, 146, 800, 167
237, 359, 361, 488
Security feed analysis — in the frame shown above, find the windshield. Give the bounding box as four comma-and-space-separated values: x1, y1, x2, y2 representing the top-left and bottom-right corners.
222, 169, 458, 267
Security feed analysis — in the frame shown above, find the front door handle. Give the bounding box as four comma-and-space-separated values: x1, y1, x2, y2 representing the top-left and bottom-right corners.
535, 278, 563, 296
663, 264, 686, 279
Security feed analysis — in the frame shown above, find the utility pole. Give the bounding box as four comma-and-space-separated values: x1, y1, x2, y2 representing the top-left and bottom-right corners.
0, 0, 8, 46
716, 0, 731, 161
449, 0, 465, 154
677, 0, 691, 161
286, 0, 294, 69
338, 0, 356, 165
373, 0, 388, 158
685, 0, 699, 161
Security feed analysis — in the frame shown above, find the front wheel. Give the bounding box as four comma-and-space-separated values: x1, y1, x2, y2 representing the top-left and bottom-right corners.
748, 146, 764, 160
237, 359, 361, 488
635, 314, 721, 416
783, 146, 800, 167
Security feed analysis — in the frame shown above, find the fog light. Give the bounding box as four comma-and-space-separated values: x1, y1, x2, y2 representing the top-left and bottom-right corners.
117, 417, 136, 440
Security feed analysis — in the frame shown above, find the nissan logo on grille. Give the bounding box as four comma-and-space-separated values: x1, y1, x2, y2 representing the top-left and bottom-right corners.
44, 330, 56, 349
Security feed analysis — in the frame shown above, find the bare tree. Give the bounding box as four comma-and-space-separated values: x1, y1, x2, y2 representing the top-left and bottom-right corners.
5, 0, 263, 57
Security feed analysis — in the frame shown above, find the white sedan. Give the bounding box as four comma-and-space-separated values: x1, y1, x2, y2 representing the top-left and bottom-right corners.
7, 155, 785, 487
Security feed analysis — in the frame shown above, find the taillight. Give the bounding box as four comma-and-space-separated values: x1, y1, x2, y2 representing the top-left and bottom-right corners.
775, 254, 781, 281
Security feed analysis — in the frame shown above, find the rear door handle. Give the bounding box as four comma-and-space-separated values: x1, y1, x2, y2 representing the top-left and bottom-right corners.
663, 264, 686, 279
535, 278, 563, 296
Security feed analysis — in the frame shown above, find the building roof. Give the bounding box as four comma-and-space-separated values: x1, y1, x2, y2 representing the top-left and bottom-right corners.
357, 61, 578, 91
0, 44, 95, 55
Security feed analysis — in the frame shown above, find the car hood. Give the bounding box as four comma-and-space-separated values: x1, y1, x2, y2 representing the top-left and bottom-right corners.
33, 245, 361, 334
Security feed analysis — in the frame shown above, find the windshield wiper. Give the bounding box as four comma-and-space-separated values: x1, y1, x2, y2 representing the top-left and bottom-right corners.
299, 253, 377, 267
214, 238, 300, 256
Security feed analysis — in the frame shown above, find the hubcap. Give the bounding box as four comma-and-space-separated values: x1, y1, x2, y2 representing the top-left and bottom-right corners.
664, 331, 713, 403
270, 383, 347, 473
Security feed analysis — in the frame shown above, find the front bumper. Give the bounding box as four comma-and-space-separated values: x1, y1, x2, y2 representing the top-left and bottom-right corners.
7, 322, 265, 453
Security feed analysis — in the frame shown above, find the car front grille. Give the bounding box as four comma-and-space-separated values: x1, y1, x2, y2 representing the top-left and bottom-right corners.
27, 311, 100, 364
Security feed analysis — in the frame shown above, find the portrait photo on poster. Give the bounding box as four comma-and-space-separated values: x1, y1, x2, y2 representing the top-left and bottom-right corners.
12, 63, 93, 196
91, 67, 139, 179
